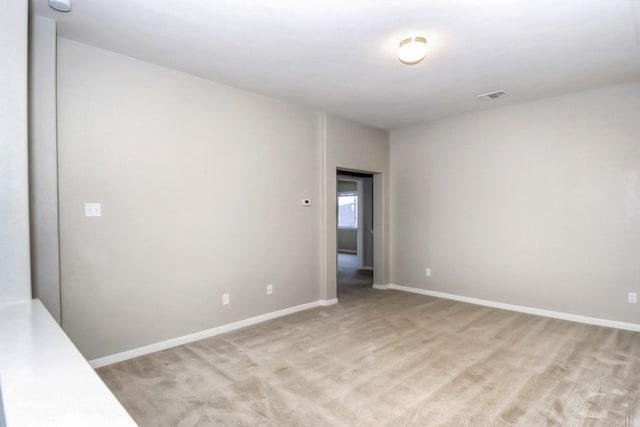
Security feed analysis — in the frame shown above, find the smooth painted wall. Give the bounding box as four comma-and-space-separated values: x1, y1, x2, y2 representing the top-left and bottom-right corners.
57, 39, 321, 359
337, 230, 357, 253
29, 15, 61, 323
0, 0, 31, 304
390, 81, 640, 324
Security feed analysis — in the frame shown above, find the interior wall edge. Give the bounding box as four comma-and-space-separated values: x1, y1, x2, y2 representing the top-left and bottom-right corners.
28, 14, 61, 323
0, 0, 31, 305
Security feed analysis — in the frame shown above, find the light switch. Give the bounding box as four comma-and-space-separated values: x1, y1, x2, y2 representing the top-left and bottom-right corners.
85, 202, 101, 217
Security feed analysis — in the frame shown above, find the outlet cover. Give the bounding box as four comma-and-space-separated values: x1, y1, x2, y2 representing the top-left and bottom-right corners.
267, 284, 273, 295
85, 202, 101, 217
222, 293, 230, 305
425, 268, 431, 277
629, 292, 637, 304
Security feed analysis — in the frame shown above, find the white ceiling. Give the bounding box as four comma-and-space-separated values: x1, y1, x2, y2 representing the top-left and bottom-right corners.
31, 0, 640, 130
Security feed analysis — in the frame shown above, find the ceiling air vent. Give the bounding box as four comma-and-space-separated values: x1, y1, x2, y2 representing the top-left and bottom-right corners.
476, 90, 506, 100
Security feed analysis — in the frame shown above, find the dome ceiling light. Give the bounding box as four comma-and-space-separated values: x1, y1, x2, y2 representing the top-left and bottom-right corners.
398, 36, 427, 65
49, 0, 72, 12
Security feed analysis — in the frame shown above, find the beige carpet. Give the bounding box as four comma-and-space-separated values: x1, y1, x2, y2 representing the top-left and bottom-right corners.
98, 287, 640, 426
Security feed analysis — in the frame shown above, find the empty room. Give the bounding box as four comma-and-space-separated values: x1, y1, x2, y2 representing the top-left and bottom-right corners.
2, 0, 640, 425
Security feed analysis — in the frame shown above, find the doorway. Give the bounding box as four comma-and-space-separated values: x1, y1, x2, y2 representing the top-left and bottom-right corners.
337, 170, 374, 295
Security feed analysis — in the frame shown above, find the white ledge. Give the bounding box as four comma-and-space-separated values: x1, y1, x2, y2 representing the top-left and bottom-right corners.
0, 299, 136, 426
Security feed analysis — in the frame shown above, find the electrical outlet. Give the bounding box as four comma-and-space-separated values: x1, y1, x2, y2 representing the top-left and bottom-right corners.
267, 284, 273, 295
222, 293, 230, 305
85, 202, 101, 217
425, 268, 431, 277
629, 292, 637, 304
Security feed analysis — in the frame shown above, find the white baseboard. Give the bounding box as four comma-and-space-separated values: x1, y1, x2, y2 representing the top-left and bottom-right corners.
89, 298, 339, 368
376, 283, 640, 333
372, 283, 390, 290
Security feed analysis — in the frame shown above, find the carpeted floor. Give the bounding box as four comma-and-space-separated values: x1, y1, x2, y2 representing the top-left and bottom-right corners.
98, 287, 640, 426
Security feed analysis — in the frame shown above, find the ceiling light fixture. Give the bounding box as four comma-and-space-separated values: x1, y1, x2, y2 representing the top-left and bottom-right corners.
398, 36, 427, 65
49, 0, 72, 12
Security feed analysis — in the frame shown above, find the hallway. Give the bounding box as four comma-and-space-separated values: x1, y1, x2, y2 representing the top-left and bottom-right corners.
337, 253, 373, 291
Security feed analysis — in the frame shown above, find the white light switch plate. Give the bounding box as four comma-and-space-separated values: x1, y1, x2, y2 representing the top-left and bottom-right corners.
85, 203, 101, 217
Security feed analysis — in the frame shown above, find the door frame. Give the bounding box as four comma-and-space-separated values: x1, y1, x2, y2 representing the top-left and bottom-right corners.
324, 167, 386, 301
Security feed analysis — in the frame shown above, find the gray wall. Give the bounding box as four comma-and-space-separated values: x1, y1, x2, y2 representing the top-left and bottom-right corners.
337, 180, 357, 252
337, 229, 357, 253
57, 39, 322, 359
390, 81, 640, 324
29, 16, 61, 323
0, 0, 31, 305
